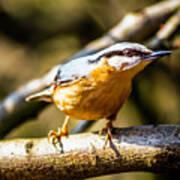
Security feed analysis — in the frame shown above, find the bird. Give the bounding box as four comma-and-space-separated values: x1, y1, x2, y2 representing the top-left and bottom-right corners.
26, 42, 171, 148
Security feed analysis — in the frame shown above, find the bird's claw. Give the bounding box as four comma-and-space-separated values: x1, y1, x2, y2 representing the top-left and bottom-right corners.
48, 128, 68, 146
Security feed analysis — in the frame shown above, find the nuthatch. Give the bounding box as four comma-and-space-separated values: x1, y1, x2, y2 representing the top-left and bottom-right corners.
26, 42, 171, 147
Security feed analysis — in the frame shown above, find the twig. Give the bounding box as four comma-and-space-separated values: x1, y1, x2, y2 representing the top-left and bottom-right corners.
0, 0, 179, 138
148, 10, 180, 49
0, 125, 179, 180
87, 0, 180, 50
157, 10, 180, 40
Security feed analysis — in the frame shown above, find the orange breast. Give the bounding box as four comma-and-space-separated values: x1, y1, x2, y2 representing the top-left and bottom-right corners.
52, 58, 132, 120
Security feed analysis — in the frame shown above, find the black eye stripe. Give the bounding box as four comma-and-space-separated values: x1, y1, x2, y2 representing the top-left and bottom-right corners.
123, 48, 141, 56
88, 51, 124, 63
88, 49, 151, 64
101, 49, 144, 58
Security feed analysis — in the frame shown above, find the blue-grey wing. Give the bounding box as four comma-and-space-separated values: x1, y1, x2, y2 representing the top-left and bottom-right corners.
55, 56, 96, 85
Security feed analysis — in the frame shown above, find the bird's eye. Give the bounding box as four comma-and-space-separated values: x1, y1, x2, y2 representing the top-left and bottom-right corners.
123, 48, 132, 56
123, 48, 140, 57
123, 49, 134, 57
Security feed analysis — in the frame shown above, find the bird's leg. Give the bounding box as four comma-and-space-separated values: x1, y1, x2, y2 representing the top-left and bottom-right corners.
48, 115, 70, 146
103, 120, 113, 148
99, 114, 117, 149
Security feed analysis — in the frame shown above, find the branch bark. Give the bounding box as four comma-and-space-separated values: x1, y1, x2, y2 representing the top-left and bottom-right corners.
0, 125, 180, 180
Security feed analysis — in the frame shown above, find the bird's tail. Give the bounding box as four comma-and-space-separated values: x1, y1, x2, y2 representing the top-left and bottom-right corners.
25, 86, 54, 103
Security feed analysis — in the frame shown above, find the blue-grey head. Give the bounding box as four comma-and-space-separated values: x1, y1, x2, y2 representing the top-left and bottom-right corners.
56, 42, 171, 84
91, 42, 171, 73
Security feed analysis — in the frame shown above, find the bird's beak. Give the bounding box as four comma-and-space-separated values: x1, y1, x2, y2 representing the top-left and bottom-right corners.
143, 50, 171, 60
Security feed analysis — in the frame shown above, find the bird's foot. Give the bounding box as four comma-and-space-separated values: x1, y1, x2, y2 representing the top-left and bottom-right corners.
48, 127, 69, 148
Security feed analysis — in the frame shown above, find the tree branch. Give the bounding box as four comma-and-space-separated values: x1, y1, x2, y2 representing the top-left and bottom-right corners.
0, 0, 179, 138
148, 9, 180, 49
0, 125, 180, 180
